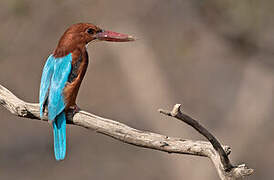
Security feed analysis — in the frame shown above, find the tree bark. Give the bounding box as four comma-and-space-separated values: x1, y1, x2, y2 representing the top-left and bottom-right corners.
0, 84, 253, 179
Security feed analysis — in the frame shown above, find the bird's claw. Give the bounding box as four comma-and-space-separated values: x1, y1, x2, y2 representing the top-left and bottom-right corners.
69, 105, 80, 114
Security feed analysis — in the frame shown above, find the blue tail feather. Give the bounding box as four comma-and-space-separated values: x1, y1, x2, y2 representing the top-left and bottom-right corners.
53, 111, 66, 160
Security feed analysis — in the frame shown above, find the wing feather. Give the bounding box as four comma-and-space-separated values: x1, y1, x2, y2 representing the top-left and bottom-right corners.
39, 55, 55, 118
48, 53, 72, 121
39, 53, 72, 121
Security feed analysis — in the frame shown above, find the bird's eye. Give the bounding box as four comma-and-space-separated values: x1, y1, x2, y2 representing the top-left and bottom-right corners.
87, 28, 95, 34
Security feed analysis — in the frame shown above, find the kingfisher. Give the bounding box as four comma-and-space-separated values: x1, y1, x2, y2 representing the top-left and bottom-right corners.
39, 23, 134, 160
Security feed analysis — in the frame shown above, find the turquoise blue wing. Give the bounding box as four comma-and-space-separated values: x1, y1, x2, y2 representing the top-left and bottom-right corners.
49, 54, 72, 160
39, 53, 72, 161
39, 53, 72, 120
39, 55, 55, 118
47, 53, 72, 121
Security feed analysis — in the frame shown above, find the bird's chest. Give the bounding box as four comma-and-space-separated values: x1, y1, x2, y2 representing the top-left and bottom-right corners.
68, 56, 82, 83
68, 52, 88, 83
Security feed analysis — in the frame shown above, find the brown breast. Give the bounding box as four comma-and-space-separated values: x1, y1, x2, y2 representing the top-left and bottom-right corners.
63, 48, 89, 110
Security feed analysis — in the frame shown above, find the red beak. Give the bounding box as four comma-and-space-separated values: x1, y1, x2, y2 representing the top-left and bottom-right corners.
96, 30, 135, 42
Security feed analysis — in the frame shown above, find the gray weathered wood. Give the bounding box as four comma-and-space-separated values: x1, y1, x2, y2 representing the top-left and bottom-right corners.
159, 104, 253, 179
0, 84, 253, 179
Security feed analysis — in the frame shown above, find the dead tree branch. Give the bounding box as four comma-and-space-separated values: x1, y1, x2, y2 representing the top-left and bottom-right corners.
159, 104, 253, 179
0, 84, 253, 179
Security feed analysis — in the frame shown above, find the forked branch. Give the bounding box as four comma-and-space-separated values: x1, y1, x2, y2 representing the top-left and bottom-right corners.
159, 105, 253, 179
0, 84, 253, 179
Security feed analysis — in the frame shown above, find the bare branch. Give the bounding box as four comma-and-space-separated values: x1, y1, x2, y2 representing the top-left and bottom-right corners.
159, 104, 253, 179
0, 84, 253, 179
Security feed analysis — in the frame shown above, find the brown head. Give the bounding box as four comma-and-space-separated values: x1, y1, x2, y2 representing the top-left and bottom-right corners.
54, 23, 135, 57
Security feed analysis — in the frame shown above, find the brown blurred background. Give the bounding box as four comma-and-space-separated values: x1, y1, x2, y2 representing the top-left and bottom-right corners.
0, 0, 273, 179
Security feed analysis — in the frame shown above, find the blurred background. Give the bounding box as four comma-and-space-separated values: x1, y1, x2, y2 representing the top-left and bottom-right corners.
0, 0, 273, 179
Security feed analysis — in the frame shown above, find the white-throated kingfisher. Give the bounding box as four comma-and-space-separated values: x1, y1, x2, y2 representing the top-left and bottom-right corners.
39, 23, 134, 160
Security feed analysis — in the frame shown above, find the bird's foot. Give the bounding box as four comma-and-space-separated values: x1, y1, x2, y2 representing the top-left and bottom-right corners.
66, 105, 80, 121
68, 105, 80, 114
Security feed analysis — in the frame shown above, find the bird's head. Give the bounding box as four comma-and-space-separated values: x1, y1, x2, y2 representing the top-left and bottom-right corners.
54, 23, 135, 57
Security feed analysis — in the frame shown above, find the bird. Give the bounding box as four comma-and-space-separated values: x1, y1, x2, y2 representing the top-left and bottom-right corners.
39, 23, 134, 160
